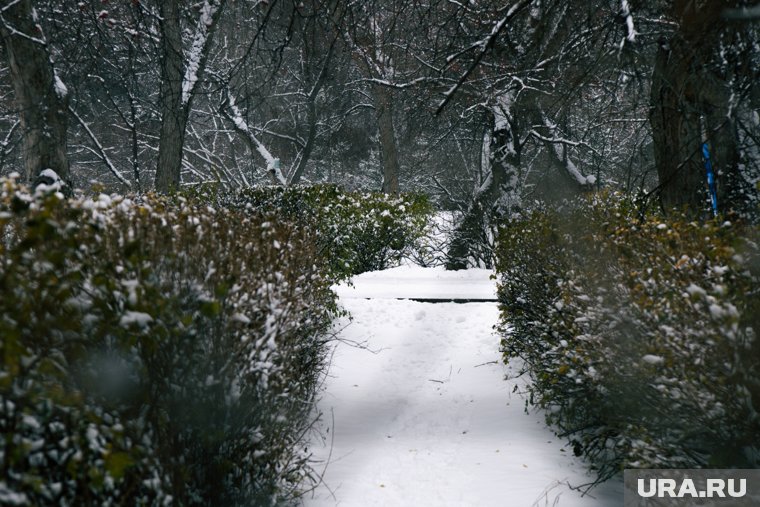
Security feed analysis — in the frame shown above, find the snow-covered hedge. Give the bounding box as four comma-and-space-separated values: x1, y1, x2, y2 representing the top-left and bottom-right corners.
186, 185, 432, 279
496, 192, 760, 483
0, 177, 337, 505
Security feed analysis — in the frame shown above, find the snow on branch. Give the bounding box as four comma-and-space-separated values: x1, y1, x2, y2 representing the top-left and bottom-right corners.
69, 106, 132, 187
528, 129, 599, 155
0, 0, 24, 14
536, 116, 597, 187
0, 4, 46, 46
552, 142, 596, 186
53, 70, 68, 99
182, 0, 224, 107
493, 92, 515, 131
0, 119, 19, 151
620, 0, 637, 45
435, 0, 532, 115
222, 90, 286, 185
362, 76, 439, 89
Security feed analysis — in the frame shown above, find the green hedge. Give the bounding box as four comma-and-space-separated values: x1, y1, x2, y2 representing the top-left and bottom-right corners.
0, 177, 336, 505
185, 184, 432, 280
496, 192, 760, 482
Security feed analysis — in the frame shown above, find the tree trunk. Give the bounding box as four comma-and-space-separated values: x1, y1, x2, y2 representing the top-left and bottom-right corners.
649, 0, 747, 216
447, 99, 521, 270
373, 85, 400, 194
0, 0, 69, 184
155, 0, 186, 193
650, 39, 709, 214
155, 0, 224, 193
288, 97, 318, 185
702, 72, 745, 214
534, 105, 596, 198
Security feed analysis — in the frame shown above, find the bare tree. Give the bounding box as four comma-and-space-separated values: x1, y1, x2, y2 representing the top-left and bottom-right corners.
437, 0, 612, 267
155, 0, 226, 193
0, 0, 69, 184
650, 0, 759, 215
341, 1, 416, 194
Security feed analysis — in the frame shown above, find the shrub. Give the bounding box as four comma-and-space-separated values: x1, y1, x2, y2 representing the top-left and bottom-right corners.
0, 176, 336, 505
185, 184, 432, 279
405, 211, 458, 268
496, 192, 760, 483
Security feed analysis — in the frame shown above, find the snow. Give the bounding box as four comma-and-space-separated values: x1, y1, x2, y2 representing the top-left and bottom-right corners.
493, 92, 514, 131
540, 115, 595, 187
332, 265, 497, 300
53, 72, 68, 99
119, 311, 153, 328
69, 107, 131, 187
553, 143, 589, 186
712, 265, 729, 276
307, 267, 623, 506
620, 0, 637, 43
38, 168, 61, 182
21, 414, 40, 430
182, 1, 221, 106
225, 90, 285, 184
0, 483, 28, 506
267, 158, 286, 184
34, 169, 64, 196
231, 312, 251, 324
641, 354, 665, 366
685, 283, 706, 298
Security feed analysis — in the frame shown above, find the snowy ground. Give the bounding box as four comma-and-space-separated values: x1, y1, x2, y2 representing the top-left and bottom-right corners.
332, 265, 497, 300
306, 266, 623, 507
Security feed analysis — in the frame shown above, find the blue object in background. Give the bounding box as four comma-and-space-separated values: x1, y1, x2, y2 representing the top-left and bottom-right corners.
701, 142, 718, 217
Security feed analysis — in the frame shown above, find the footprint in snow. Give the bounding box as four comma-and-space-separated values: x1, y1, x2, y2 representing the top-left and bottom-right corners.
414, 310, 426, 321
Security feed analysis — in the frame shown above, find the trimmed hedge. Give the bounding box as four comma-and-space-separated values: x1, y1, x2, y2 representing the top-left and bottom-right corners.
0, 177, 336, 505
185, 184, 432, 280
496, 192, 760, 483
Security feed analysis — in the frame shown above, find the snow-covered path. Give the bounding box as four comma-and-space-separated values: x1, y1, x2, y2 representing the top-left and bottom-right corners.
306, 267, 623, 507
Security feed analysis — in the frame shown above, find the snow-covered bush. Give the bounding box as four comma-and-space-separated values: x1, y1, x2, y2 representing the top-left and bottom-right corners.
186, 184, 432, 279
496, 192, 760, 483
406, 211, 458, 267
0, 176, 336, 505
